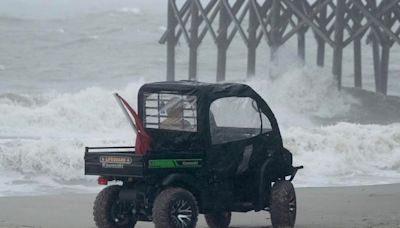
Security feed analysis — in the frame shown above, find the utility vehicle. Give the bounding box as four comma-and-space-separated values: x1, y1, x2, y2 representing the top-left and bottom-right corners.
84, 81, 302, 228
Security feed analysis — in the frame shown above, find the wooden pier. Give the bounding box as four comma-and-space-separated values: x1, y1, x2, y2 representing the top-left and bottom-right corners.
159, 0, 400, 95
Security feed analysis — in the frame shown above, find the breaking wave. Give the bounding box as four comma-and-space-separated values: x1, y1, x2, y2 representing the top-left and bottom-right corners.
0, 81, 144, 190
247, 67, 358, 128
119, 7, 141, 14
285, 123, 400, 186
0, 68, 399, 195
0, 15, 27, 23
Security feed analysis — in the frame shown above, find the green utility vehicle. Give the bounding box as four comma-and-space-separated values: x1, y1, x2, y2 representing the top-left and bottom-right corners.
84, 81, 302, 228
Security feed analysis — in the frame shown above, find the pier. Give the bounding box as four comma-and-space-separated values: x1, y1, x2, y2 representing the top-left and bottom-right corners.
160, 0, 400, 95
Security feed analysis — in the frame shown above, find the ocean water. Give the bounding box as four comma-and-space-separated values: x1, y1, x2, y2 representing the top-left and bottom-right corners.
0, 1, 400, 196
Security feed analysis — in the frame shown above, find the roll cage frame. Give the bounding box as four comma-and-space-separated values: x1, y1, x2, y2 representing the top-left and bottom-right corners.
138, 81, 283, 151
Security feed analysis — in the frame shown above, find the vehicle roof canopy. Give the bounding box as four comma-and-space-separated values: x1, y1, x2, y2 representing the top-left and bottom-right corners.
138, 80, 256, 99
138, 80, 280, 151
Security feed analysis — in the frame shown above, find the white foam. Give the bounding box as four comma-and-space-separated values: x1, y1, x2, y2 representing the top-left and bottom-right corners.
0, 81, 143, 139
119, 7, 141, 14
57, 28, 65, 34
0, 71, 399, 195
0, 170, 101, 196
286, 123, 400, 186
246, 67, 400, 186
0, 80, 145, 196
247, 66, 358, 128
88, 35, 99, 40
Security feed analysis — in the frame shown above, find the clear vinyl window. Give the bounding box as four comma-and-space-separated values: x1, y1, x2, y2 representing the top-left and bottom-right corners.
209, 97, 272, 144
143, 92, 197, 132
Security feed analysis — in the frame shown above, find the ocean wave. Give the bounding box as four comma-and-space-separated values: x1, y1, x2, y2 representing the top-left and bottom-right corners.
0, 15, 28, 23
0, 82, 143, 138
0, 93, 49, 107
248, 67, 357, 119
0, 82, 143, 185
246, 67, 360, 130
0, 138, 129, 181
57, 35, 100, 47
285, 123, 400, 186
0, 71, 399, 194
1, 123, 399, 187
119, 8, 141, 14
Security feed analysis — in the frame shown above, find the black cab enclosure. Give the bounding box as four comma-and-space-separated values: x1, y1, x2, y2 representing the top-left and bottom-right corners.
84, 81, 302, 228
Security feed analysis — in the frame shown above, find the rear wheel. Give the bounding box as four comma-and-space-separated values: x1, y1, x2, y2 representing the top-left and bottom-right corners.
270, 180, 296, 228
93, 185, 136, 228
153, 187, 199, 228
204, 212, 231, 228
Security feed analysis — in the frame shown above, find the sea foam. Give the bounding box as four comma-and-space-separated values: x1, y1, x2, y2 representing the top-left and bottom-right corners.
0, 69, 399, 195
285, 123, 400, 186
119, 8, 141, 14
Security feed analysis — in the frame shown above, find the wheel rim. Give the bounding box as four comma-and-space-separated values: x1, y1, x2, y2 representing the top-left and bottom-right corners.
170, 199, 193, 228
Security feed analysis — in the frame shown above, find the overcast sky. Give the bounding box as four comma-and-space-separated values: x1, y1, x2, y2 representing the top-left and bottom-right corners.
0, 0, 324, 19
0, 0, 164, 19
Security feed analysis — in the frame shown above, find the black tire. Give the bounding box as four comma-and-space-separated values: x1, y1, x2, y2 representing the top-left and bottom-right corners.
93, 185, 136, 228
204, 212, 231, 228
153, 187, 199, 228
270, 181, 296, 228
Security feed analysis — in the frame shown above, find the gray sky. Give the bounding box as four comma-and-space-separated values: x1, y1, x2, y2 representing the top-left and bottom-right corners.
0, 0, 164, 19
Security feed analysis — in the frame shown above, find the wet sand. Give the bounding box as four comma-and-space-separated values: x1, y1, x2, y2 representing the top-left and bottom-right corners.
0, 184, 399, 228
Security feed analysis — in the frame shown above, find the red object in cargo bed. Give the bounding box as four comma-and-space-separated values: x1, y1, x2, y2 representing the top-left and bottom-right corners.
115, 94, 151, 155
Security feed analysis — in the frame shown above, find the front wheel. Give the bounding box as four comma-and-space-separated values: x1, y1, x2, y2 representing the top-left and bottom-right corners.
270, 180, 296, 228
153, 187, 199, 228
93, 185, 136, 228
204, 212, 231, 228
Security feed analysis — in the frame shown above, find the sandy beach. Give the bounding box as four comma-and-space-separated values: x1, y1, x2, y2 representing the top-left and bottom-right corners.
0, 184, 399, 228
